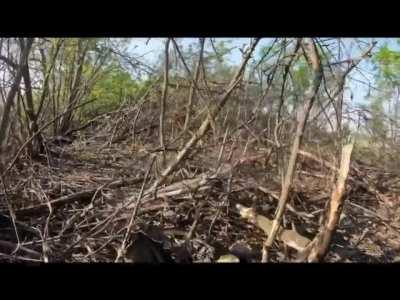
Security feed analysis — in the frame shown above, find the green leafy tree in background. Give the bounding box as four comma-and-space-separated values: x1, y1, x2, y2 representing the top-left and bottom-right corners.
76, 38, 155, 121
85, 64, 140, 117
371, 43, 400, 143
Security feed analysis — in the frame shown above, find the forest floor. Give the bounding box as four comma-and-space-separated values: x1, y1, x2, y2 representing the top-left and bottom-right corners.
1, 116, 400, 263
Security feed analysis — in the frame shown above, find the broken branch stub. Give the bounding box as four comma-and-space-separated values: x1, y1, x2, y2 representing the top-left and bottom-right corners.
301, 140, 355, 262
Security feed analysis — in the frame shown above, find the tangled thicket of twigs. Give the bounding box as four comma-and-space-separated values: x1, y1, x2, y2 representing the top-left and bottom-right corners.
1, 101, 399, 263
1, 38, 399, 263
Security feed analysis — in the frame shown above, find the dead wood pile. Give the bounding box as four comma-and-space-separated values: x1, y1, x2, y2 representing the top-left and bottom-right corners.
0, 105, 399, 263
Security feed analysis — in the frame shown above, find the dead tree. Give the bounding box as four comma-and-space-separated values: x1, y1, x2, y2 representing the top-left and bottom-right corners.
262, 38, 323, 261
300, 140, 354, 262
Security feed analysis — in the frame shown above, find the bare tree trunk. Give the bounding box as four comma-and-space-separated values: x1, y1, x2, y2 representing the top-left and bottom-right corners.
20, 39, 44, 158
262, 38, 323, 261
183, 38, 205, 131
0, 38, 33, 155
301, 140, 354, 262
159, 38, 170, 158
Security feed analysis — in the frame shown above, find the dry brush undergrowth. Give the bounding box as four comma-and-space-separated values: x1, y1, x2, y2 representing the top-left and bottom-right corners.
0, 38, 399, 263
0, 92, 399, 263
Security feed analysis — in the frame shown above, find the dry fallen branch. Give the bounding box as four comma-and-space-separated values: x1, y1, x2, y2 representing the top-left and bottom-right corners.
1, 176, 144, 216
236, 204, 311, 252
128, 163, 234, 208
115, 156, 156, 262
298, 149, 338, 171
0, 38, 395, 264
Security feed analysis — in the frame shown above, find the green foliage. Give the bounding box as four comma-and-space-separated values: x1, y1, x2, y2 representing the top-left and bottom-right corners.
292, 57, 310, 92
92, 65, 138, 101
82, 64, 149, 118
368, 44, 400, 142
373, 45, 400, 84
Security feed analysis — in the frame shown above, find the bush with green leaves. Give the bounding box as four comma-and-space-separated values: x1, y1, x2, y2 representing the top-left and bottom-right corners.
81, 64, 153, 119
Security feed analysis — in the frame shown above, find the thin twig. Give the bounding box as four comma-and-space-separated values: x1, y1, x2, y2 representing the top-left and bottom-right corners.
115, 155, 156, 262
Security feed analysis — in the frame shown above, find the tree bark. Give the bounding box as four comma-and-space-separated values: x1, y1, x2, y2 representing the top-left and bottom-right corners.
301, 140, 354, 262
